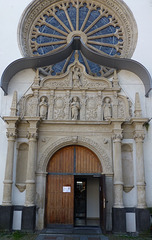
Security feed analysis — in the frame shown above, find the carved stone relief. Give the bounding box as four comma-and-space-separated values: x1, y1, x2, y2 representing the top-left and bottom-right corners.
39, 96, 48, 120
54, 97, 65, 120
103, 97, 112, 121
86, 97, 98, 120
70, 96, 80, 120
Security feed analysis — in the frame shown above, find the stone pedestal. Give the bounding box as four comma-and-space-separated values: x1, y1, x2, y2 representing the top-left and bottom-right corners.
112, 208, 126, 233
22, 206, 36, 231
0, 206, 13, 230
136, 208, 150, 232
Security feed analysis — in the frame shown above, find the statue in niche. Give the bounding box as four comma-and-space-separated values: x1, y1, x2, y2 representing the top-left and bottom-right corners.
103, 97, 112, 120
39, 96, 48, 120
72, 66, 82, 87
71, 96, 80, 120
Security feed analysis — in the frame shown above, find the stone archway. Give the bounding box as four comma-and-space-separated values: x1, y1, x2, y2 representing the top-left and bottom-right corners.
45, 145, 102, 226
36, 136, 112, 230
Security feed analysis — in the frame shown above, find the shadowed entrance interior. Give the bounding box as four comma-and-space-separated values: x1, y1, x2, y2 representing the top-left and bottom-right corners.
45, 145, 103, 228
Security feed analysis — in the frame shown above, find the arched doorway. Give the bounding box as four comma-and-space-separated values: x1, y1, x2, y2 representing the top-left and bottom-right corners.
45, 145, 105, 229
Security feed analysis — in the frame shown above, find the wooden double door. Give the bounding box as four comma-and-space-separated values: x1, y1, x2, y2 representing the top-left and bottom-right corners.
45, 146, 106, 230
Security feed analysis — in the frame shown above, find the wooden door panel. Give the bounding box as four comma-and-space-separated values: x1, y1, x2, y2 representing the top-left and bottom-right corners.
47, 146, 74, 173
76, 146, 102, 173
45, 145, 103, 227
46, 175, 74, 225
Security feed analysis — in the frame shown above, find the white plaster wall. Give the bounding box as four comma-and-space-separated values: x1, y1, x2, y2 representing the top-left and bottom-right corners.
0, 0, 152, 208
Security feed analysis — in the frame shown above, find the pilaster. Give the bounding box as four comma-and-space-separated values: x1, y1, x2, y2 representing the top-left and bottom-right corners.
133, 120, 147, 208
25, 117, 41, 206
112, 121, 124, 208
2, 117, 20, 205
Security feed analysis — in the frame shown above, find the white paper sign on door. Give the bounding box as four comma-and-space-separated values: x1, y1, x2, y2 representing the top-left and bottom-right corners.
63, 186, 71, 192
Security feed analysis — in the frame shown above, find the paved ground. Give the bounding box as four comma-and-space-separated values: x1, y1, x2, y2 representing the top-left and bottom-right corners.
36, 234, 108, 240
0, 231, 152, 240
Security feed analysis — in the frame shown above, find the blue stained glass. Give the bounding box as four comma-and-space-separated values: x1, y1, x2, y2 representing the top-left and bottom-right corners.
84, 10, 100, 31
79, 5, 89, 29
45, 16, 66, 32
55, 8, 71, 31
32, 2, 123, 76
67, 4, 76, 30
52, 59, 66, 75
87, 16, 110, 33
37, 44, 63, 55
35, 36, 63, 44
87, 58, 101, 76
38, 25, 63, 36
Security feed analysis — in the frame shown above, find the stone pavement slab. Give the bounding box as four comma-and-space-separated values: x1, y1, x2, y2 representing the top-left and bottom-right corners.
36, 234, 109, 240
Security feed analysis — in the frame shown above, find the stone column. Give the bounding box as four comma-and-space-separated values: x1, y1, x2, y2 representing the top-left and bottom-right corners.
113, 125, 124, 208
0, 117, 19, 231
112, 122, 125, 233
2, 117, 19, 205
133, 120, 150, 232
134, 125, 146, 208
36, 172, 47, 230
25, 118, 40, 206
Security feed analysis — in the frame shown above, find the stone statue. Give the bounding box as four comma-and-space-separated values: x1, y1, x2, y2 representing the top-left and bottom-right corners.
71, 96, 80, 120
103, 97, 112, 120
72, 66, 82, 87
39, 97, 48, 120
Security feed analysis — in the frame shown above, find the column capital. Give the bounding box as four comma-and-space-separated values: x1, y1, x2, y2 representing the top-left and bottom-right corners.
3, 116, 20, 139
26, 117, 41, 140
113, 132, 123, 142
134, 132, 145, 142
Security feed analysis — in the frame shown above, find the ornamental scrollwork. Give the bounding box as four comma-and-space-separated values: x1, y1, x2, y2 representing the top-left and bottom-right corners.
134, 132, 145, 142
112, 132, 123, 142
26, 132, 38, 140
6, 131, 17, 139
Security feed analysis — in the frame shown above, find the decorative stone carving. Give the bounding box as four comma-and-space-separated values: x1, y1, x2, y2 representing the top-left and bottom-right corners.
10, 91, 18, 117
71, 96, 80, 120
86, 97, 98, 120
38, 136, 112, 174
39, 96, 48, 120
19, 0, 138, 79
134, 92, 142, 117
72, 66, 82, 87
54, 97, 65, 120
103, 97, 112, 120
118, 99, 125, 119
25, 94, 39, 117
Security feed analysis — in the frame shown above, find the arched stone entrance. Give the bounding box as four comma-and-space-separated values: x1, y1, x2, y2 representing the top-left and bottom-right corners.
45, 145, 105, 229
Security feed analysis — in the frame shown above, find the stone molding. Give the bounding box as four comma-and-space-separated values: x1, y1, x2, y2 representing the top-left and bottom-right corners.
37, 136, 112, 174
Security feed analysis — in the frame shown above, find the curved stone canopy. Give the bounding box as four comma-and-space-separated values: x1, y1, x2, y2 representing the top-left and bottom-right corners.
1, 37, 152, 96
